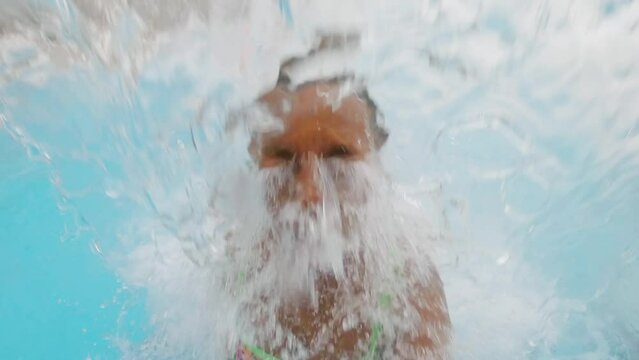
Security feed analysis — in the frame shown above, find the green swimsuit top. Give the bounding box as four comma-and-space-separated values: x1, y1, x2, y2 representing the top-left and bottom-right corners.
239, 292, 392, 360
233, 267, 393, 360
242, 321, 382, 360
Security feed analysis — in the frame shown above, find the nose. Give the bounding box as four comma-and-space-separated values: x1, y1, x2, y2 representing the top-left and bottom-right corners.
294, 153, 321, 207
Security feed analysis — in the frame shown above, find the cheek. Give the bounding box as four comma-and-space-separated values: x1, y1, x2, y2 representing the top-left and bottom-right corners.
336, 181, 368, 205
324, 161, 369, 204
332, 173, 352, 198
263, 170, 295, 206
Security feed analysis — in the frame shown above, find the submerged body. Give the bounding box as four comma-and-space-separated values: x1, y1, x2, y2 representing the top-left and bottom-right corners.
228, 78, 451, 359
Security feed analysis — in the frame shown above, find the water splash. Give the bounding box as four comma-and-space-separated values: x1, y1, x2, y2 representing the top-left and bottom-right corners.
1, 0, 638, 359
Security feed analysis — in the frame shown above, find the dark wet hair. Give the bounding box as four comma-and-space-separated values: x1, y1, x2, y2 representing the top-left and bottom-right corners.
357, 87, 389, 149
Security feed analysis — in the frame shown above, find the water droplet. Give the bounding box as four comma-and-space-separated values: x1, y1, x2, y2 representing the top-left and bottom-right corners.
91, 241, 103, 255
105, 189, 120, 198
496, 253, 510, 265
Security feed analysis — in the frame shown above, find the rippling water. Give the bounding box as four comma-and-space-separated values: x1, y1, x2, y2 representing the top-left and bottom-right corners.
1, 0, 638, 359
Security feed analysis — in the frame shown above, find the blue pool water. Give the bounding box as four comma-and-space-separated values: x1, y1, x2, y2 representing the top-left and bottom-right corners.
2, 0, 639, 359
1, 134, 122, 359
0, 88, 148, 359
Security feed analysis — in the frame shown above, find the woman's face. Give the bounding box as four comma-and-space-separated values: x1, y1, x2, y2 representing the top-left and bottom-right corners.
253, 82, 375, 209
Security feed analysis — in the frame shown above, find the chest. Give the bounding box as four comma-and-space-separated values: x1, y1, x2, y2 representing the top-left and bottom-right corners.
271, 276, 379, 358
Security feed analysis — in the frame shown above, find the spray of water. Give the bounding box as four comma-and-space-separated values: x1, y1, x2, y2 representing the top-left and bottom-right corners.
2, 0, 639, 359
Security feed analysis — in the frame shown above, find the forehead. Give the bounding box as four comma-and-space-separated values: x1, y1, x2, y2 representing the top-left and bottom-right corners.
258, 82, 371, 134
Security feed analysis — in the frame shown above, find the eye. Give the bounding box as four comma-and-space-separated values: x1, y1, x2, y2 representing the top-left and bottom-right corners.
273, 148, 294, 160
326, 145, 350, 158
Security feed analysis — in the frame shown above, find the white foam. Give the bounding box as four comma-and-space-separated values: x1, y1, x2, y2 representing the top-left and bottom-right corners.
2, 0, 638, 358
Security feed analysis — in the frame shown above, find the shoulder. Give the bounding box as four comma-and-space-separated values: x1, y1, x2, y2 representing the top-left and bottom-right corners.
395, 266, 451, 358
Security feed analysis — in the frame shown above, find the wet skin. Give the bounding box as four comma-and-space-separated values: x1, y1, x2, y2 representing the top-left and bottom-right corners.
250, 81, 451, 359
254, 81, 374, 208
